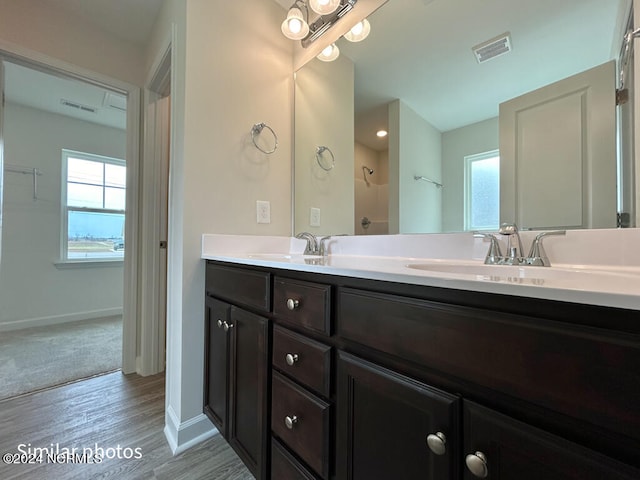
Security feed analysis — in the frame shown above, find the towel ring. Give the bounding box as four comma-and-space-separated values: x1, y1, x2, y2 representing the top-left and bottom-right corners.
316, 146, 335, 171
251, 122, 278, 154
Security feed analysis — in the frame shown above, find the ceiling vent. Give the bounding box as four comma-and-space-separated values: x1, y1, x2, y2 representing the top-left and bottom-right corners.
472, 32, 512, 64
103, 92, 127, 112
60, 99, 98, 114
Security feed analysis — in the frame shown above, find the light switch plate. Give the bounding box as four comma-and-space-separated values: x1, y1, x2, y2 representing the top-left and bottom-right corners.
257, 200, 271, 224
310, 207, 321, 227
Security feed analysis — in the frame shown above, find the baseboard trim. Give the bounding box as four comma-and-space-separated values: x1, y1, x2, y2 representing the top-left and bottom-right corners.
164, 405, 219, 455
0, 308, 123, 332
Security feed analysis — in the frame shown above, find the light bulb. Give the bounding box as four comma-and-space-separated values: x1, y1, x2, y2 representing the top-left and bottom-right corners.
317, 43, 340, 62
376, 130, 388, 138
309, 0, 340, 15
289, 18, 302, 34
344, 19, 371, 42
281, 7, 309, 40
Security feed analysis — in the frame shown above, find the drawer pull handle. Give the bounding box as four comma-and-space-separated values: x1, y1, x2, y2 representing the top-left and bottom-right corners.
285, 353, 299, 366
217, 319, 223, 328
465, 451, 488, 478
286, 298, 300, 311
285, 415, 298, 429
426, 432, 447, 455
223, 321, 234, 332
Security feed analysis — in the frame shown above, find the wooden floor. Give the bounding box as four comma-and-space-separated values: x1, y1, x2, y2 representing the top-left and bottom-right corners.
0, 371, 254, 480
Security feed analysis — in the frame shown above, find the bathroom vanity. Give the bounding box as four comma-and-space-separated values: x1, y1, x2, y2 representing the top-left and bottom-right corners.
202, 233, 640, 480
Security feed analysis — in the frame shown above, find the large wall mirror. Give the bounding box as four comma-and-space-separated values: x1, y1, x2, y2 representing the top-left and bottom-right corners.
293, 0, 636, 236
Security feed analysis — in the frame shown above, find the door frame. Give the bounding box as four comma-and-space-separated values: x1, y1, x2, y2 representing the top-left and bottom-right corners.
0, 40, 141, 374
138, 40, 172, 376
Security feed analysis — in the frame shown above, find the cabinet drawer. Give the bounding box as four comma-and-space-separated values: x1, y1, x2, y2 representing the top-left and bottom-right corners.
206, 263, 271, 312
463, 400, 640, 480
273, 325, 332, 397
273, 277, 331, 335
337, 287, 640, 442
272, 438, 319, 480
272, 372, 331, 478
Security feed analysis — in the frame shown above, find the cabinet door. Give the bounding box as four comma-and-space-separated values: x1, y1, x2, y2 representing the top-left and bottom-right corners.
228, 306, 270, 480
337, 351, 460, 480
463, 401, 640, 480
203, 297, 230, 437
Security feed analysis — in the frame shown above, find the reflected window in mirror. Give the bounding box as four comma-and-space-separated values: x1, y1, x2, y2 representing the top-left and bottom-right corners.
465, 150, 499, 231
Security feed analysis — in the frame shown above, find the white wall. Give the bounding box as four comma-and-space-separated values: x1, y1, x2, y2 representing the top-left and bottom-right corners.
0, 0, 146, 86
295, 55, 355, 236
354, 142, 388, 235
0, 102, 125, 330
441, 117, 499, 232
389, 100, 442, 233
146, 0, 294, 453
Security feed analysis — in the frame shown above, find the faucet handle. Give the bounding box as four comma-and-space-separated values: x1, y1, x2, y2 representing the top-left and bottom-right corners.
474, 233, 503, 265
526, 230, 566, 266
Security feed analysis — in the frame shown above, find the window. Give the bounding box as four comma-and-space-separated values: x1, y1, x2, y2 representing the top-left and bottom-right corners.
464, 150, 499, 231
62, 150, 126, 261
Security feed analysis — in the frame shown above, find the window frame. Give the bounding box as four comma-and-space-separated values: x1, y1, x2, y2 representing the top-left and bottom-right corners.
61, 149, 126, 262
464, 149, 500, 231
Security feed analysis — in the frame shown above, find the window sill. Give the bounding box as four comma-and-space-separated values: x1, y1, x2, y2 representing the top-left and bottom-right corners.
54, 259, 124, 269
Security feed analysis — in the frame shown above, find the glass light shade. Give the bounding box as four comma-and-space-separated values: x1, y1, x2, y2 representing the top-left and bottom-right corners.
317, 43, 340, 62
309, 0, 340, 15
281, 7, 309, 40
376, 129, 388, 138
344, 19, 371, 42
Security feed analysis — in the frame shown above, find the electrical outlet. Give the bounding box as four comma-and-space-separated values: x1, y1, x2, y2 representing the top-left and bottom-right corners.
310, 207, 321, 227
256, 200, 271, 224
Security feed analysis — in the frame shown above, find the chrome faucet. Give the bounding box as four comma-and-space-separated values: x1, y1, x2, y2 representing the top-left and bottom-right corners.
295, 232, 318, 255
475, 224, 565, 267
498, 223, 524, 264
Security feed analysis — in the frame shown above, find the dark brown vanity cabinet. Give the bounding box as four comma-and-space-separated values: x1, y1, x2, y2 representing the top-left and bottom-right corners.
336, 351, 460, 480
462, 401, 640, 480
204, 261, 640, 480
204, 263, 271, 480
271, 277, 333, 480
204, 296, 230, 436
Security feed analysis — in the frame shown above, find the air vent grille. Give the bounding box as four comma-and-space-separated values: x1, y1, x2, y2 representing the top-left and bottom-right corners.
472, 32, 512, 63
60, 99, 98, 114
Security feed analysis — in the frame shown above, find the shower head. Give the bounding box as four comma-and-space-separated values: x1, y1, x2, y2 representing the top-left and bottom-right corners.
363, 166, 374, 175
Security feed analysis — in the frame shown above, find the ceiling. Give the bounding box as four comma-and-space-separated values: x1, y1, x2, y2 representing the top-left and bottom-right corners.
3, 0, 164, 129
275, 0, 628, 150
4, 61, 127, 130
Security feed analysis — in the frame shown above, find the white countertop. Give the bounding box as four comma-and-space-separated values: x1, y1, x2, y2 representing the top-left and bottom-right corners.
201, 233, 640, 311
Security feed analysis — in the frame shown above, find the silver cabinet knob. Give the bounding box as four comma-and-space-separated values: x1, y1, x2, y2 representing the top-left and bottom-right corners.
285, 353, 299, 366
426, 432, 447, 455
217, 319, 223, 328
222, 321, 234, 332
285, 415, 298, 429
286, 298, 300, 311
465, 451, 488, 478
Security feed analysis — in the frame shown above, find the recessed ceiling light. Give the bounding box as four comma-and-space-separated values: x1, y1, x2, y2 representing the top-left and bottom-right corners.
376, 130, 388, 138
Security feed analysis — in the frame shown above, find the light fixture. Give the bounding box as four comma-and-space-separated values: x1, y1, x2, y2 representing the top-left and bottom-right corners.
344, 18, 370, 42
376, 130, 388, 138
317, 43, 340, 62
281, 6, 310, 40
281, 0, 357, 47
309, 0, 340, 15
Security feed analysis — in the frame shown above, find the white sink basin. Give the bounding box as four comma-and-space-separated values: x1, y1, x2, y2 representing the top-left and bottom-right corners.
405, 262, 636, 286
406, 263, 563, 279
246, 253, 294, 260
246, 253, 324, 262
